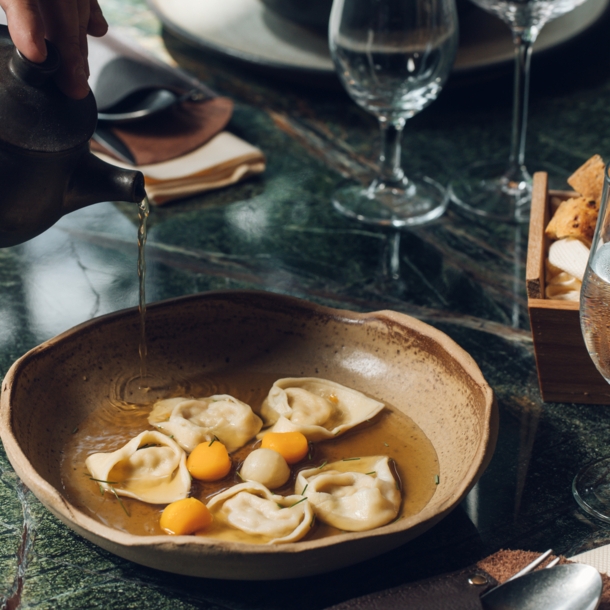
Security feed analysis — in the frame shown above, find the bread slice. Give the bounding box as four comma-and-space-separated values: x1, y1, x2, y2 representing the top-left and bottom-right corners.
568, 154, 606, 202
545, 196, 598, 244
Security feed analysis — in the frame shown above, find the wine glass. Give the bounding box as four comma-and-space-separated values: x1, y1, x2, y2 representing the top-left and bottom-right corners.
574, 163, 610, 521
329, 0, 458, 227
448, 0, 588, 223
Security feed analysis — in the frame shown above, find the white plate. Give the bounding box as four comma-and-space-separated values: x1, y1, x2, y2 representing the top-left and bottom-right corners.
148, 0, 608, 76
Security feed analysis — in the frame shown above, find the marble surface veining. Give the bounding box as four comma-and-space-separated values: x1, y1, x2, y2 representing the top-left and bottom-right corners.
2, 0, 610, 607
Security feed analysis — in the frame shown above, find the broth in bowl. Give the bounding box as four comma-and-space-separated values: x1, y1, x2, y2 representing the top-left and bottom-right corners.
61, 373, 439, 543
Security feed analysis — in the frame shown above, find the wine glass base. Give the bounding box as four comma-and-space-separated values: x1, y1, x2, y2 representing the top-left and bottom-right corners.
573, 456, 610, 524
332, 176, 449, 228
449, 160, 533, 223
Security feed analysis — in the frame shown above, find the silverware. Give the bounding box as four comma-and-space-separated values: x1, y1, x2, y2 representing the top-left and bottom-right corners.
92, 126, 136, 165
97, 88, 207, 124
481, 563, 602, 610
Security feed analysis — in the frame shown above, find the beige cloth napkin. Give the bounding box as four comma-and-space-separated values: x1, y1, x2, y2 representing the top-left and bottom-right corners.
571, 545, 610, 575
94, 132, 266, 205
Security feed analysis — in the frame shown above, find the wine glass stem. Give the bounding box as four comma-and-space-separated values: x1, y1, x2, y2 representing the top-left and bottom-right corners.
508, 26, 538, 176
379, 118, 406, 184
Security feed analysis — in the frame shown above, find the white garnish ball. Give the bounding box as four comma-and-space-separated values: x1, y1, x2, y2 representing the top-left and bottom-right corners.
240, 448, 290, 489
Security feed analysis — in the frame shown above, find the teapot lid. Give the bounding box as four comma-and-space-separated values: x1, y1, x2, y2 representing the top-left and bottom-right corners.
0, 25, 97, 153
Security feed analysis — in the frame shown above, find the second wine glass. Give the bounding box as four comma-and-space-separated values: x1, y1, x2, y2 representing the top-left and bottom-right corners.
329, 0, 458, 227
448, 0, 588, 222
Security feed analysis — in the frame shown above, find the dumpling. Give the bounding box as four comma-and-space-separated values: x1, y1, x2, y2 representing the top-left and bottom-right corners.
148, 395, 263, 453
240, 448, 290, 489
294, 456, 401, 531
258, 378, 384, 441
85, 430, 191, 504
206, 481, 314, 544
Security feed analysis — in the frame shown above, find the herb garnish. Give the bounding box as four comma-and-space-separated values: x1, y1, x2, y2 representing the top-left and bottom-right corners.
318, 460, 327, 469
342, 457, 360, 461
288, 497, 307, 508
89, 477, 119, 485
110, 487, 130, 516
435, 475, 440, 485
365, 471, 376, 476
209, 435, 220, 447
71, 427, 79, 434
384, 442, 389, 447
301, 484, 308, 495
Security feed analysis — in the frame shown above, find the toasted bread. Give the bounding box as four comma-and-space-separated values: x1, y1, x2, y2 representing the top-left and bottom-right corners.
544, 196, 597, 245
567, 154, 606, 203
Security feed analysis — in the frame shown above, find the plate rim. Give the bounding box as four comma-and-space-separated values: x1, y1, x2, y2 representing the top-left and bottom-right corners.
146, 0, 610, 76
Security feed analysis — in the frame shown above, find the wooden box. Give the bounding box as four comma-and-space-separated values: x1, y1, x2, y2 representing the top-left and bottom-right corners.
526, 172, 610, 404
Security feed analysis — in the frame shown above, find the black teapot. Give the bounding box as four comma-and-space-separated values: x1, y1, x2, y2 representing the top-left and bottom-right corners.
0, 25, 145, 247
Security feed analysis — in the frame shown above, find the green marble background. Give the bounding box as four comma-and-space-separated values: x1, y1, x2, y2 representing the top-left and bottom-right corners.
2, 0, 610, 607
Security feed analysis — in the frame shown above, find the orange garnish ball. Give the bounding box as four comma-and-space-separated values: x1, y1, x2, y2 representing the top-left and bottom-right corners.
261, 431, 309, 464
160, 497, 212, 535
187, 440, 232, 481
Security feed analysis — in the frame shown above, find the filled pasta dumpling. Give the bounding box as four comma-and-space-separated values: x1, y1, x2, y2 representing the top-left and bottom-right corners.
148, 395, 263, 453
206, 481, 314, 544
295, 456, 401, 531
259, 378, 384, 441
85, 430, 191, 504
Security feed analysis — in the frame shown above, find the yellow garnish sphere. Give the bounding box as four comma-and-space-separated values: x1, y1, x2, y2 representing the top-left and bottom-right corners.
187, 440, 232, 481
261, 431, 309, 464
160, 497, 213, 535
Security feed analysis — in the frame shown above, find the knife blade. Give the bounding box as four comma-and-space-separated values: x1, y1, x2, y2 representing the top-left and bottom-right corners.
92, 126, 136, 165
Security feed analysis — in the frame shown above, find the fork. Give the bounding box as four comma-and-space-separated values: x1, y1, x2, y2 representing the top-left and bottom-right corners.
481, 549, 561, 599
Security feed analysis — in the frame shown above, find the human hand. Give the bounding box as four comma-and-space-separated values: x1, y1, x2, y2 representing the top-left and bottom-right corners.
0, 0, 108, 99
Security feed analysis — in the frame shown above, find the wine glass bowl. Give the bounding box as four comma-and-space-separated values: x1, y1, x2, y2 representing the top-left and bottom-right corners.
574, 163, 610, 521
329, 0, 458, 227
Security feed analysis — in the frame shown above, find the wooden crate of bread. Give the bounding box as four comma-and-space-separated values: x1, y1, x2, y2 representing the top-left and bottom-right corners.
526, 169, 610, 404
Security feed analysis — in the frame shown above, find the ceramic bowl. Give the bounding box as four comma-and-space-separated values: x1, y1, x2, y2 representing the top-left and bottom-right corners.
0, 291, 496, 580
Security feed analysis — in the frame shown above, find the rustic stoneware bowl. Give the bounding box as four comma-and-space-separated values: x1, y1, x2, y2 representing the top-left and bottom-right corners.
0, 291, 496, 580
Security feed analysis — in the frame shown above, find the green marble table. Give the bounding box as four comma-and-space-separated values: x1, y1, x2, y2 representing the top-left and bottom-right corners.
3, 1, 610, 607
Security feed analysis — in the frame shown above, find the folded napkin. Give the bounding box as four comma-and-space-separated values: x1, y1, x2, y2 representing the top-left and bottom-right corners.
94, 132, 265, 205
572, 544, 610, 576
88, 30, 265, 204
325, 549, 610, 610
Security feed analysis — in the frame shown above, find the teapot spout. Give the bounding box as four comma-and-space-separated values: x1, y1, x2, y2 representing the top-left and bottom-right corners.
64, 151, 146, 214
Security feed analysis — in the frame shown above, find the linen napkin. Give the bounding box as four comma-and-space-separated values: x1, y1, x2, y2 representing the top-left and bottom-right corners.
571, 544, 610, 575
94, 132, 265, 205
87, 29, 265, 204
